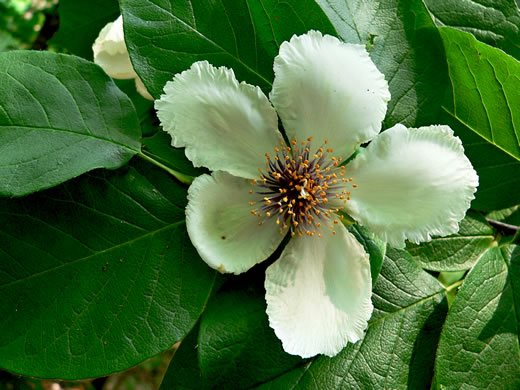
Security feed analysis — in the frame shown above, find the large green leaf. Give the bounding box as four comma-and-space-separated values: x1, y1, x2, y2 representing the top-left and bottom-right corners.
424, 0, 520, 61
119, 0, 337, 98
159, 324, 202, 390
0, 163, 216, 379
435, 245, 520, 389
407, 211, 495, 271
316, 0, 448, 128
50, 0, 120, 59
0, 51, 141, 197
198, 281, 302, 389
440, 27, 520, 161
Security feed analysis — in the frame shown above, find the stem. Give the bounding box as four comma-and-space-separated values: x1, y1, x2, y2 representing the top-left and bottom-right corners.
445, 279, 463, 293
486, 218, 520, 233
137, 152, 194, 185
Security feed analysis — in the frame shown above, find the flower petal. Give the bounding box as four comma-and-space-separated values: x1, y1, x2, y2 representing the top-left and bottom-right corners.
155, 61, 284, 180
270, 31, 390, 159
186, 171, 287, 275
344, 124, 479, 248
93, 16, 137, 80
265, 223, 373, 358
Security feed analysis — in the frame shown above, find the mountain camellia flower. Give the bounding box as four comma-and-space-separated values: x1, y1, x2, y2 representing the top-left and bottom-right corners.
93, 15, 153, 101
155, 31, 478, 358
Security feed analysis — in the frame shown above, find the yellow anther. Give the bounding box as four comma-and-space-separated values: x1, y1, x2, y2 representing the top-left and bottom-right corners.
249, 201, 255, 206
353, 184, 358, 188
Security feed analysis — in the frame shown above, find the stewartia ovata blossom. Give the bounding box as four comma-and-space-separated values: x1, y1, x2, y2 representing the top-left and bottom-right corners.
93, 15, 153, 101
155, 31, 478, 358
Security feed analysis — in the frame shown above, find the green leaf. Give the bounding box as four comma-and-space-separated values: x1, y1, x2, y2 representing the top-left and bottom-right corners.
254, 249, 448, 389
440, 27, 520, 161
50, 0, 120, 59
0, 164, 216, 379
119, 0, 337, 98
424, 0, 520, 61
316, 0, 448, 128
141, 131, 207, 178
0, 51, 141, 197
487, 205, 520, 224
407, 211, 496, 271
435, 245, 520, 389
114, 79, 154, 124
198, 281, 302, 389
159, 324, 202, 390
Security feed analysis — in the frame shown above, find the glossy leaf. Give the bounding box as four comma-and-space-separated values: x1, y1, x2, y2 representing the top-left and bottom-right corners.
424, 0, 520, 61
440, 27, 520, 161
316, 0, 448, 128
50, 0, 120, 59
0, 164, 216, 379
119, 0, 337, 98
159, 324, 202, 390
435, 245, 520, 389
0, 51, 141, 197
407, 211, 495, 271
198, 283, 302, 389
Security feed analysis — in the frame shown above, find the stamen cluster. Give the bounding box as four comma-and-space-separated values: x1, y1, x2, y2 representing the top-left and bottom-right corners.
249, 137, 357, 237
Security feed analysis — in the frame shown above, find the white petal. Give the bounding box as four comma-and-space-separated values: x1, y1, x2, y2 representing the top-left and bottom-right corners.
93, 16, 137, 80
270, 31, 390, 159
186, 171, 287, 275
265, 223, 373, 358
155, 61, 284, 180
135, 76, 154, 101
344, 124, 479, 248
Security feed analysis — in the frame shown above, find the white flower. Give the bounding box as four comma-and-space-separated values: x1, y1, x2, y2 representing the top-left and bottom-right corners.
93, 15, 153, 101
155, 31, 478, 358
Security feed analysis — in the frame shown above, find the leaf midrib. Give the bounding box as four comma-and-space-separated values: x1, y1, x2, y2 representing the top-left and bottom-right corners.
0, 221, 184, 289
0, 124, 140, 152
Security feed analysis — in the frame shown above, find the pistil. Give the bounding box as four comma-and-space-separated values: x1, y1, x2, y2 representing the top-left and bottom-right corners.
250, 137, 357, 237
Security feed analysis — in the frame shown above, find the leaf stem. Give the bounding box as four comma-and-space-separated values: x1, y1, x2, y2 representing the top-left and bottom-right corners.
137, 152, 194, 184
445, 279, 463, 293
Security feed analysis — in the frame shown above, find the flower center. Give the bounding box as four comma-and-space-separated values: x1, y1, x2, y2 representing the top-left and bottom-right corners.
249, 137, 357, 237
